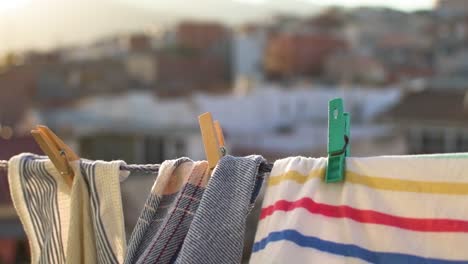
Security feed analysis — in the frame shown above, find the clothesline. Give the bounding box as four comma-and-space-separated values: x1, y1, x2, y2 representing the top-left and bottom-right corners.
0, 159, 274, 173
0, 159, 160, 173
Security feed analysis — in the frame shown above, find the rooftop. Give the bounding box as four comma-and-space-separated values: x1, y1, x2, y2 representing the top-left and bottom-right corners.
383, 88, 468, 125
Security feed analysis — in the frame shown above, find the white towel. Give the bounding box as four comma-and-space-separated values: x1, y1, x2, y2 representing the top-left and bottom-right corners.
251, 154, 468, 264
8, 153, 127, 264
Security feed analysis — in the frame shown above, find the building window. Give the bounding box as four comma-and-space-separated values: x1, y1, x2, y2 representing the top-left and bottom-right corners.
144, 137, 165, 164
80, 134, 138, 163
81, 135, 187, 165
144, 136, 186, 163
456, 133, 468, 152
175, 138, 186, 157
296, 100, 307, 121
420, 130, 445, 154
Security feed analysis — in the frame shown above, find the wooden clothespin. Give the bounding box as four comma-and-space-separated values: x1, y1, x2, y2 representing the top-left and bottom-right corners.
31, 125, 80, 186
325, 98, 350, 183
199, 112, 226, 171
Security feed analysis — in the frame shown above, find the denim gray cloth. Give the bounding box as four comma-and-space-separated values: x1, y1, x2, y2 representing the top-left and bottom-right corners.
175, 155, 267, 264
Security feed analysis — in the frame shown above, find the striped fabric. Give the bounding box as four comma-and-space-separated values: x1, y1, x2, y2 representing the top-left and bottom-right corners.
251, 155, 468, 264
8, 153, 127, 264
175, 155, 267, 264
125, 158, 210, 264
125, 159, 181, 264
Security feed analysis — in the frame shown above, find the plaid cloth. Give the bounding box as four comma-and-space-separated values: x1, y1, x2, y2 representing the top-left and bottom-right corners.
125, 159, 209, 264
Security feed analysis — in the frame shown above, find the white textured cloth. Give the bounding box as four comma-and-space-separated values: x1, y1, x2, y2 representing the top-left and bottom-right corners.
251, 154, 468, 264
8, 153, 127, 264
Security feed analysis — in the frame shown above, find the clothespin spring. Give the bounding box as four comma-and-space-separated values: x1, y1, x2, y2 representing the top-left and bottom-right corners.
220, 146, 227, 157
328, 135, 349, 157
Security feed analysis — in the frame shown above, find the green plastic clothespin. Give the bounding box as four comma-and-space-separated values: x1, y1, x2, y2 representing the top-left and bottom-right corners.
325, 98, 350, 183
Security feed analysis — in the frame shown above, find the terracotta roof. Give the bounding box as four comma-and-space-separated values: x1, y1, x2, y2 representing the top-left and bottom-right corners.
383, 89, 468, 125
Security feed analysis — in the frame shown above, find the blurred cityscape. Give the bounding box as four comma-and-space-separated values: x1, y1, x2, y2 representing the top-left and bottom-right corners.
2, 0, 468, 262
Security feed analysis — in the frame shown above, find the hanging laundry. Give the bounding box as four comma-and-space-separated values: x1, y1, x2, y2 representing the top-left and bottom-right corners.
8, 153, 128, 264
125, 158, 190, 263
175, 155, 267, 264
125, 158, 210, 264
251, 155, 468, 264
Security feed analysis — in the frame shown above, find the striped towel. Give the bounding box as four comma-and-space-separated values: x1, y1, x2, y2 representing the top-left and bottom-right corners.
8, 153, 128, 264
175, 155, 267, 264
125, 158, 210, 264
251, 155, 468, 264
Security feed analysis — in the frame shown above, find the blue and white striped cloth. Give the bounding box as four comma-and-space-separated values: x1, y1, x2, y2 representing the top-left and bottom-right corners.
8, 153, 128, 264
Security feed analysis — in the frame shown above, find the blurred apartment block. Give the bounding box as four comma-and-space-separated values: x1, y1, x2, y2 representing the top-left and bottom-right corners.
265, 33, 347, 79
264, 11, 347, 80
177, 22, 229, 52
17, 86, 400, 164
437, 0, 468, 16
382, 88, 468, 154
126, 22, 231, 96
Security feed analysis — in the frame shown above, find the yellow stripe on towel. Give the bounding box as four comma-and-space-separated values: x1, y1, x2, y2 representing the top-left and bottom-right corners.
268, 169, 468, 195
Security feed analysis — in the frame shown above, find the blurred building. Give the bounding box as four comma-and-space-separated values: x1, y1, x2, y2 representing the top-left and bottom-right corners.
376, 33, 434, 82
126, 51, 230, 96
324, 52, 386, 85
383, 88, 468, 154
232, 25, 267, 84
125, 22, 232, 96
33, 92, 203, 164
0, 65, 37, 133
155, 52, 230, 96
61, 37, 126, 61
264, 33, 347, 79
176, 22, 229, 52
437, 0, 468, 16
125, 34, 153, 53
433, 12, 468, 79
343, 8, 435, 84
196, 84, 403, 159
345, 8, 415, 53
126, 53, 157, 85
436, 49, 468, 78
35, 58, 133, 105
29, 84, 403, 162
304, 8, 346, 36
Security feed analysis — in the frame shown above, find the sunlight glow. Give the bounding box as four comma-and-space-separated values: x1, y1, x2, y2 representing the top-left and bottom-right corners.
234, 0, 269, 4
0, 0, 30, 12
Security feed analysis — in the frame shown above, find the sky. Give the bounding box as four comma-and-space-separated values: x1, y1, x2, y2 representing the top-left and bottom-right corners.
0, 0, 436, 54
0, 0, 435, 13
